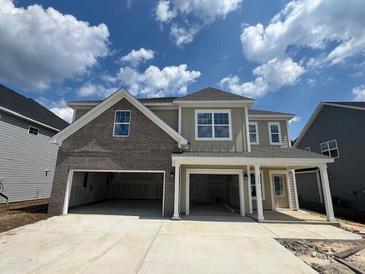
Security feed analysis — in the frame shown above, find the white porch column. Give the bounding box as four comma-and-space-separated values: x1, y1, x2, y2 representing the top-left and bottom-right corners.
185, 170, 190, 216
172, 164, 181, 220
319, 164, 336, 222
290, 169, 299, 211
238, 172, 245, 217
254, 165, 264, 221
247, 165, 253, 214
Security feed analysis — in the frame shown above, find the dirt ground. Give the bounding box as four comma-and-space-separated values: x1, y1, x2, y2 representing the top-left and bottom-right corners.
279, 239, 365, 274
0, 199, 51, 233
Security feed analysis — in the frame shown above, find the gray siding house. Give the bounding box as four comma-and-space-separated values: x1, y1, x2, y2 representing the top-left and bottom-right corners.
294, 102, 365, 212
0, 84, 68, 203
48, 87, 336, 222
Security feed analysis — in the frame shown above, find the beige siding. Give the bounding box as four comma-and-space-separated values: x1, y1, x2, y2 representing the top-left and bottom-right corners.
150, 109, 178, 131
74, 108, 91, 121
181, 107, 247, 152
250, 120, 289, 148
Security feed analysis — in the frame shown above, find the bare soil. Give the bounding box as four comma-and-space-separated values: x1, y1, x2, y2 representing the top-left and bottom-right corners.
0, 199, 51, 233
279, 239, 365, 274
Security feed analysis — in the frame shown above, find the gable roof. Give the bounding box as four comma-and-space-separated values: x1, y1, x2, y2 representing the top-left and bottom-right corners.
0, 84, 69, 131
174, 87, 254, 102
294, 101, 365, 146
52, 88, 188, 146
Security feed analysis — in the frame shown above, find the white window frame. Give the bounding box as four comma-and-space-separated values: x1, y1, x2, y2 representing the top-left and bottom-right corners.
113, 110, 131, 137
250, 170, 265, 200
28, 125, 39, 136
248, 122, 259, 145
320, 139, 340, 158
273, 174, 285, 197
195, 109, 232, 141
304, 146, 311, 152
268, 122, 282, 145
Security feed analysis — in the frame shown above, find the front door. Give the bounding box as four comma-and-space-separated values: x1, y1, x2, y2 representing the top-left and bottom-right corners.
271, 174, 288, 209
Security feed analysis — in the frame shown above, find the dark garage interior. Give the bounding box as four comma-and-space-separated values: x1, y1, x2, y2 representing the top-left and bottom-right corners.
189, 174, 240, 216
68, 171, 164, 216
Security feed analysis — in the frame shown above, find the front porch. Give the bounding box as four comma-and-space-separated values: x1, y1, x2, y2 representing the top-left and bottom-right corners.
171, 149, 336, 223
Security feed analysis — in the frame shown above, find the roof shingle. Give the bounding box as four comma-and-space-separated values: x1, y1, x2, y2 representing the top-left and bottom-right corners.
0, 84, 69, 131
174, 87, 254, 101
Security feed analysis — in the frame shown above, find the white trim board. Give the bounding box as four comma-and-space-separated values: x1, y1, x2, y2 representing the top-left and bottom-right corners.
295, 102, 365, 147
52, 88, 188, 146
62, 169, 166, 216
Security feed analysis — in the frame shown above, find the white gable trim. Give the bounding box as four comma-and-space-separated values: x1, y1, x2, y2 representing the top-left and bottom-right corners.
51, 88, 188, 146
295, 102, 365, 147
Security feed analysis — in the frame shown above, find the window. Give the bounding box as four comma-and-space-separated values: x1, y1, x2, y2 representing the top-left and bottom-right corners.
268, 122, 282, 145
28, 126, 39, 135
250, 172, 265, 200
304, 147, 311, 152
320, 140, 339, 158
273, 175, 285, 197
195, 110, 231, 140
113, 110, 131, 137
249, 122, 259, 144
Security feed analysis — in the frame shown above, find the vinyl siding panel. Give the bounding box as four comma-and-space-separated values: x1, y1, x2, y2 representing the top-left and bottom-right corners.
181, 107, 247, 152
296, 105, 365, 211
0, 111, 59, 203
249, 120, 289, 148
150, 109, 178, 131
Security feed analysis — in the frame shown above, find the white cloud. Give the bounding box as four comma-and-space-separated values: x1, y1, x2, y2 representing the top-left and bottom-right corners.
155, 0, 242, 45
219, 58, 304, 97
120, 48, 155, 67
0, 0, 109, 90
170, 25, 199, 46
155, 0, 177, 23
352, 85, 365, 101
289, 116, 301, 125
240, 0, 365, 65
109, 64, 201, 97
37, 97, 73, 123
77, 83, 117, 98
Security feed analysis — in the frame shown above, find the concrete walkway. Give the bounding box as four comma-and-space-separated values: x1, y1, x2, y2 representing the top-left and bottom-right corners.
0, 214, 361, 274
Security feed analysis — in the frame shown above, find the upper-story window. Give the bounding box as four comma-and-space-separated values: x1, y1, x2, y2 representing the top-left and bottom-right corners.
28, 126, 39, 136
249, 122, 259, 144
320, 140, 339, 158
304, 147, 311, 152
195, 110, 232, 140
113, 110, 131, 137
268, 122, 282, 145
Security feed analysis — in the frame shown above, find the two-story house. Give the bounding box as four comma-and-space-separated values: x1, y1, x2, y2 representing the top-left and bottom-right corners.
48, 87, 335, 222
294, 102, 365, 215
0, 84, 68, 204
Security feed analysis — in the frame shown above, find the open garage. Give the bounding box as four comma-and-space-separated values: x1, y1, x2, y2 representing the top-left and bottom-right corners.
65, 170, 165, 217
185, 169, 244, 216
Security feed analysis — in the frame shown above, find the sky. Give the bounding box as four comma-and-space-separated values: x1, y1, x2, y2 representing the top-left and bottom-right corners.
1, 0, 365, 139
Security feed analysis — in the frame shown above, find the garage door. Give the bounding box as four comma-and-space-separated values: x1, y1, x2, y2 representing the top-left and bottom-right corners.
66, 170, 165, 216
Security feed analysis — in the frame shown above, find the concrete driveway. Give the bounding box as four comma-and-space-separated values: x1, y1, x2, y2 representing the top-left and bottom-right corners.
0, 213, 360, 274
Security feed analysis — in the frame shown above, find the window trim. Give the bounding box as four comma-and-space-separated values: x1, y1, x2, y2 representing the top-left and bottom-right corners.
28, 125, 39, 136
320, 139, 340, 158
273, 174, 285, 197
250, 170, 265, 200
268, 122, 282, 145
248, 121, 259, 145
113, 110, 131, 138
304, 146, 311, 152
195, 109, 232, 141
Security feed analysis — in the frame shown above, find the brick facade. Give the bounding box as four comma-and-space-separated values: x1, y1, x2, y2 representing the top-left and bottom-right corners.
48, 98, 178, 216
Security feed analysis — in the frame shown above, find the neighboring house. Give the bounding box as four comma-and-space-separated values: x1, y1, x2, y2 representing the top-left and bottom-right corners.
48, 87, 336, 222
0, 84, 68, 203
294, 102, 365, 212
